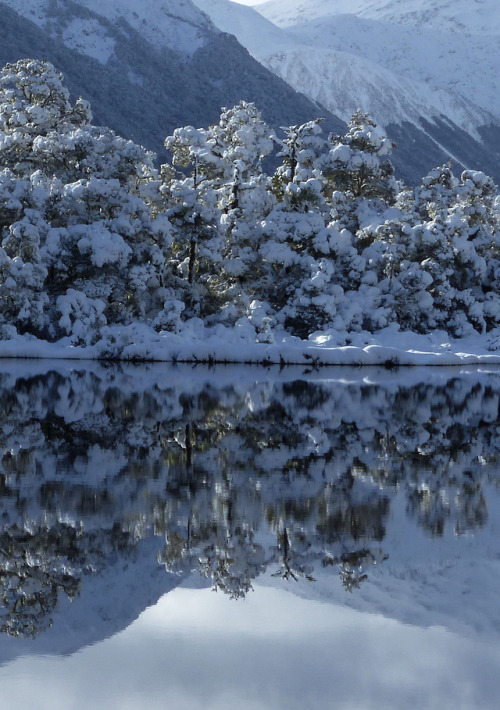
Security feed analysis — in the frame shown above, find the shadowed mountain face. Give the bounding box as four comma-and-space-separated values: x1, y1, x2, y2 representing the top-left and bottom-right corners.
0, 1, 344, 164
385, 118, 500, 187
1, 363, 499, 648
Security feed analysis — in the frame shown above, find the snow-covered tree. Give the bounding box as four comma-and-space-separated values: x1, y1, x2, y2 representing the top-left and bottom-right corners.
392, 166, 500, 335
162, 102, 276, 324
254, 119, 335, 337
323, 111, 398, 246
0, 60, 174, 344
273, 118, 326, 203
1, 60, 500, 347
324, 111, 397, 202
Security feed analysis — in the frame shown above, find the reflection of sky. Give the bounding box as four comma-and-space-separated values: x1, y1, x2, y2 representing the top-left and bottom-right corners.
1, 584, 499, 710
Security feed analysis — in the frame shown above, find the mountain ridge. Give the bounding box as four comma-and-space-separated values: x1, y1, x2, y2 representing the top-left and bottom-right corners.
259, 0, 500, 36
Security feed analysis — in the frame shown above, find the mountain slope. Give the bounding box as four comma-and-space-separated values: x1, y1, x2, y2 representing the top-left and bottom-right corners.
0, 0, 344, 161
278, 12, 500, 122
258, 0, 500, 122
5, 0, 217, 56
194, 0, 500, 185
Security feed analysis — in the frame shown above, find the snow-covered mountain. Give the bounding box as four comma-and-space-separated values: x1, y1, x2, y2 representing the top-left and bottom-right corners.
1, 0, 499, 183
260, 0, 500, 36
195, 0, 500, 185
0, 0, 343, 160
6, 0, 217, 58
261, 0, 500, 121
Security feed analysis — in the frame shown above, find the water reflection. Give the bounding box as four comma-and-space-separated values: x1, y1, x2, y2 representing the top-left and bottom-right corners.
0, 364, 499, 640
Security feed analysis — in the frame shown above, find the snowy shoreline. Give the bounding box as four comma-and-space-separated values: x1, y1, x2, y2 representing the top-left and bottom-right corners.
1, 324, 500, 366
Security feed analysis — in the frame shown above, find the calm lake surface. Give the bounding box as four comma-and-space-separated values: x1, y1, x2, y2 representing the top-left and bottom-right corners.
1, 362, 500, 710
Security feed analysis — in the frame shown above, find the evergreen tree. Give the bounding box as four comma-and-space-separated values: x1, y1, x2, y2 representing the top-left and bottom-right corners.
257, 119, 334, 337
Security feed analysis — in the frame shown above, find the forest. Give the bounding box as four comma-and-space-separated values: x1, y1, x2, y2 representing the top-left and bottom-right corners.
0, 59, 499, 358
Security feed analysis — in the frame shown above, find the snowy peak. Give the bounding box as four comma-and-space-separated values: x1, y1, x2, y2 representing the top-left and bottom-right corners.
259, 0, 500, 36
193, 0, 289, 53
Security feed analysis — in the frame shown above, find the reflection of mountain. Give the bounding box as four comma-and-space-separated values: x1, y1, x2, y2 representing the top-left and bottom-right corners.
1, 363, 500, 649
0, 535, 183, 668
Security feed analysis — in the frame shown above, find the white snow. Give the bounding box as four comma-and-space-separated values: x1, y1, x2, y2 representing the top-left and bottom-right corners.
61, 18, 116, 63
2, 0, 48, 27
1, 322, 500, 366
78, 0, 216, 56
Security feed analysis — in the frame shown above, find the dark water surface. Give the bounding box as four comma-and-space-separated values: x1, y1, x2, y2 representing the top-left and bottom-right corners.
1, 362, 500, 709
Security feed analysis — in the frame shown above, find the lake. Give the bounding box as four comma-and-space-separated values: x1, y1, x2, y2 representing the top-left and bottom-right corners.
0, 362, 499, 709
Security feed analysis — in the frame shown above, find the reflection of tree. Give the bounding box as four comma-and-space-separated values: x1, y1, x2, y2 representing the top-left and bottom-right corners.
1, 366, 500, 635
0, 518, 139, 638
331, 550, 387, 593
316, 478, 390, 543
197, 526, 265, 599
0, 525, 80, 638
407, 474, 488, 537
159, 485, 266, 599
270, 525, 316, 582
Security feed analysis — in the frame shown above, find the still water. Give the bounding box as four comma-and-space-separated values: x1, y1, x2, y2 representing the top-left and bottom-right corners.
1, 362, 500, 709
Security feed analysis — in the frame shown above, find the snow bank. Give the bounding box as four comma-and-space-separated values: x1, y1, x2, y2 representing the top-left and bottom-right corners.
1, 322, 500, 366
